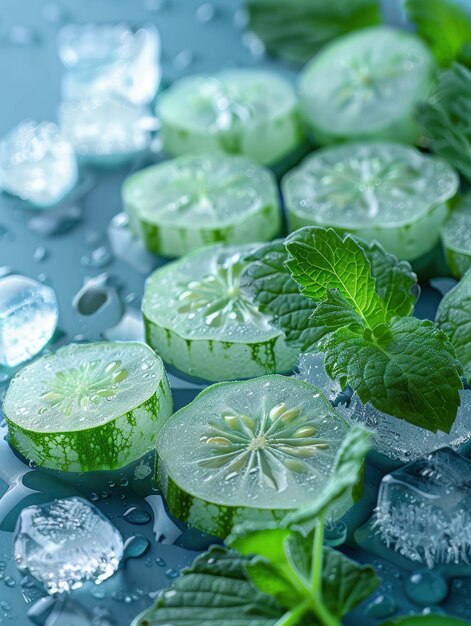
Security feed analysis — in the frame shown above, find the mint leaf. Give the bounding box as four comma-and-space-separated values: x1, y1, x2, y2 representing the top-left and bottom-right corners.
322, 317, 463, 432
406, 0, 471, 66
133, 546, 284, 626
286, 227, 386, 329
417, 63, 471, 182
436, 268, 471, 381
228, 524, 290, 565
241, 240, 320, 351
283, 426, 371, 533
245, 0, 381, 65
245, 558, 302, 608
322, 548, 380, 618
359, 240, 418, 317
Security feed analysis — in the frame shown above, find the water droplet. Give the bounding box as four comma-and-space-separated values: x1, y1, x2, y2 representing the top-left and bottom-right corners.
4, 576, 15, 587
33, 247, 47, 262
241, 32, 265, 58
165, 568, 179, 580
196, 3, 215, 23
155, 557, 166, 567
173, 49, 194, 71
405, 570, 448, 606
123, 535, 150, 559
123, 506, 151, 525
365, 594, 397, 619
81, 246, 112, 269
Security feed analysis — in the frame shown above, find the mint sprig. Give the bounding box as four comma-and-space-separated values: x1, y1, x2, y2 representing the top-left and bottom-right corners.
243, 227, 462, 432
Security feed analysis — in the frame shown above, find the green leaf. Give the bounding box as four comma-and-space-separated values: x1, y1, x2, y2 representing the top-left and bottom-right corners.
417, 63, 471, 182
228, 524, 291, 565
132, 546, 284, 626
245, 558, 302, 608
309, 290, 364, 341
406, 0, 471, 66
245, 0, 381, 65
283, 426, 372, 533
322, 317, 463, 432
241, 240, 321, 351
380, 616, 471, 626
322, 547, 380, 618
286, 227, 386, 329
436, 268, 471, 381
359, 240, 418, 317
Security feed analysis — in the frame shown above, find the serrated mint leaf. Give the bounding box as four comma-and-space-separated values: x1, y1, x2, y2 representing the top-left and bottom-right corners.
283, 426, 371, 533
359, 240, 418, 317
241, 240, 321, 351
322, 317, 463, 432
286, 227, 386, 329
406, 0, 471, 66
309, 289, 364, 340
132, 546, 284, 626
246, 0, 381, 65
436, 269, 471, 381
417, 63, 471, 182
322, 548, 380, 618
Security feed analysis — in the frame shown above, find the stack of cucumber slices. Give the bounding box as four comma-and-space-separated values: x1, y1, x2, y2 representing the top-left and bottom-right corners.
142, 243, 298, 381
123, 154, 281, 257
283, 142, 459, 260
299, 26, 435, 144
158, 69, 304, 165
3, 342, 172, 472
156, 376, 353, 537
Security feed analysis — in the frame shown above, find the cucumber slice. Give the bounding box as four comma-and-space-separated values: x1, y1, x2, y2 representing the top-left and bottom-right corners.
283, 142, 458, 260
299, 26, 435, 144
3, 341, 173, 472
156, 375, 353, 537
142, 243, 298, 381
158, 69, 304, 165
441, 194, 471, 278
123, 154, 281, 258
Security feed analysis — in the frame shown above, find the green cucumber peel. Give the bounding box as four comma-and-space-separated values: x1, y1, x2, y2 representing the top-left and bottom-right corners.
242, 226, 463, 432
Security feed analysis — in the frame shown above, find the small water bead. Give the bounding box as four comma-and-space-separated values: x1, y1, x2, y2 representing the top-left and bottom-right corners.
324, 520, 347, 547
33, 247, 47, 262
81, 246, 113, 269
122, 506, 151, 525
173, 50, 194, 72
119, 478, 129, 487
3, 576, 15, 587
123, 535, 150, 559
155, 557, 166, 567
405, 571, 449, 606
165, 568, 179, 580
196, 3, 215, 23
365, 594, 397, 619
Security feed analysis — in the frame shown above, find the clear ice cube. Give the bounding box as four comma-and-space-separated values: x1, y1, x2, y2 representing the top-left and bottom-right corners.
0, 121, 78, 208
0, 274, 58, 367
59, 96, 153, 163
58, 23, 161, 106
14, 497, 123, 593
374, 448, 471, 568
296, 351, 471, 463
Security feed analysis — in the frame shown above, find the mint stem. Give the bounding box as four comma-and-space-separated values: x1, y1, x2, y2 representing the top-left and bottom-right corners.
273, 600, 310, 626
311, 515, 324, 594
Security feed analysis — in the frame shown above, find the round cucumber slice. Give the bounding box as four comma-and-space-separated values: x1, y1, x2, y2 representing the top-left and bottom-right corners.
156, 375, 353, 537
142, 243, 298, 381
283, 142, 458, 260
299, 26, 435, 144
158, 69, 304, 165
123, 154, 281, 258
3, 341, 173, 472
441, 194, 471, 278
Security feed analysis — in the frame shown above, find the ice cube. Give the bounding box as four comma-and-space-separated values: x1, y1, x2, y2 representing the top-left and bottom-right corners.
0, 274, 58, 367
296, 352, 471, 463
58, 23, 161, 106
59, 96, 153, 164
374, 448, 471, 568
337, 391, 471, 463
14, 497, 123, 593
0, 121, 78, 208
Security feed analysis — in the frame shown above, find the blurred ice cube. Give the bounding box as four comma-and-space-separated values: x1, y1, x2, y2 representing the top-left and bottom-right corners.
14, 497, 123, 593
60, 96, 153, 165
0, 274, 58, 367
297, 351, 471, 462
374, 448, 471, 568
58, 23, 161, 106
0, 121, 78, 208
